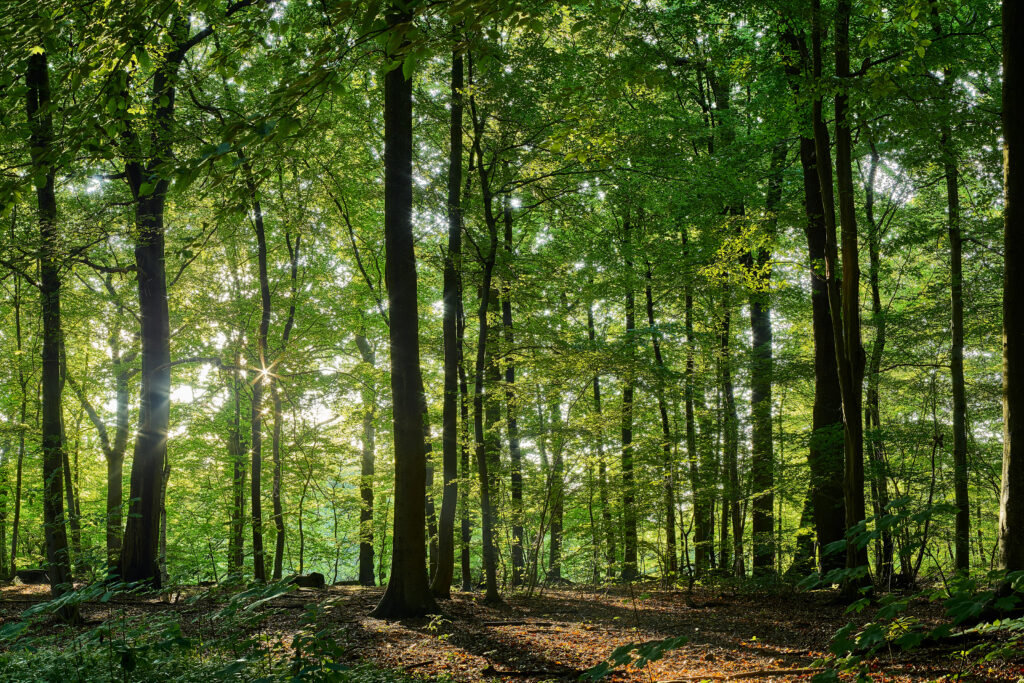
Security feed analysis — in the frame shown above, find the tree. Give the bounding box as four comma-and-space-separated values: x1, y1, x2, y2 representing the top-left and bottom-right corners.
432, 48, 464, 599
26, 48, 77, 622
1000, 0, 1024, 574
809, 0, 869, 588
370, 5, 437, 619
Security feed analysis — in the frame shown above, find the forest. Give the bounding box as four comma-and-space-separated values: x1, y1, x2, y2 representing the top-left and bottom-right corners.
1, 0, 1023, 681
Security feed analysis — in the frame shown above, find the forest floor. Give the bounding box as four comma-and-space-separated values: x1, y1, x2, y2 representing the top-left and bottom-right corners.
2, 581, 1023, 681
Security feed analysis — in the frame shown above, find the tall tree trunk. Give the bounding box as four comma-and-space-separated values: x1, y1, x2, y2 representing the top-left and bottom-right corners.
468, 76, 502, 604
61, 446, 81, 567
269, 229, 299, 581
644, 265, 677, 580
501, 207, 526, 588
720, 298, 743, 577
796, 127, 846, 575
748, 145, 785, 575
924, 0, 970, 577
27, 50, 77, 621
425, 400, 438, 581
227, 355, 246, 577
458, 285, 473, 592
107, 318, 131, 572
546, 394, 565, 582
936, 73, 970, 575
588, 305, 616, 580
1000, 0, 1024, 574
620, 215, 639, 583
0, 456, 6, 580
432, 50, 464, 599
249, 171, 271, 582
119, 18, 187, 587
371, 9, 437, 617
482, 289, 503, 587
684, 282, 710, 576
863, 145, 894, 584
356, 333, 377, 587
9, 275, 26, 578
810, 0, 869, 587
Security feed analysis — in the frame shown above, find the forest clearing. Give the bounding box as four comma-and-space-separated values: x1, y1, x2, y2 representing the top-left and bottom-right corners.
2, 0, 1024, 680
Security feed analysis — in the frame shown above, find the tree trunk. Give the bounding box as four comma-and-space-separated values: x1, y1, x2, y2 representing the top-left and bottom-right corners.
684, 282, 710, 576
119, 18, 187, 586
228, 356, 246, 577
0, 461, 6, 580
471, 271, 500, 602
941, 100, 970, 576
1000, 0, 1024, 574
468, 75, 503, 603
107, 321, 131, 571
501, 207, 526, 588
9, 275, 26, 579
546, 394, 565, 582
810, 0, 869, 588
248, 171, 271, 582
370, 11, 437, 616
356, 333, 377, 587
720, 298, 743, 577
432, 51, 464, 599
749, 145, 784, 575
61, 445, 81, 567
27, 50, 77, 621
269, 228, 299, 582
588, 306, 616, 580
863, 144, 894, 584
644, 266, 677, 580
458, 284, 473, 592
795, 130, 847, 575
618, 264, 634, 581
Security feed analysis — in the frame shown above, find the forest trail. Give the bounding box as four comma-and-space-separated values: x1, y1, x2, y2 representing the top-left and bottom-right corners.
4, 582, 1021, 681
